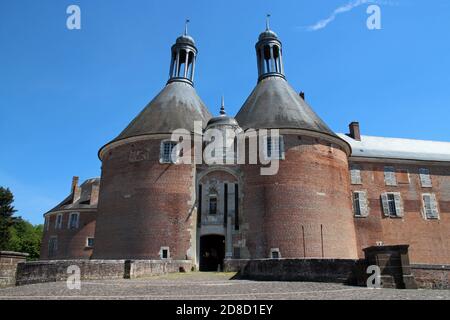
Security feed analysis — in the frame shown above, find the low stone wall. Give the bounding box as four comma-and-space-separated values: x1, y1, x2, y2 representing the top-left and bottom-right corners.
0, 251, 29, 287
412, 264, 450, 290
16, 259, 194, 286
224, 259, 367, 285
127, 260, 193, 279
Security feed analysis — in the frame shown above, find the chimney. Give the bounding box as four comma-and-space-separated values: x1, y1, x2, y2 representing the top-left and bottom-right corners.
349, 122, 361, 141
299, 91, 305, 100
90, 183, 100, 205
71, 176, 81, 204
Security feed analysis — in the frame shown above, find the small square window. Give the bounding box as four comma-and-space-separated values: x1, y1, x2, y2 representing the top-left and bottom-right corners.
270, 248, 281, 259
86, 237, 94, 248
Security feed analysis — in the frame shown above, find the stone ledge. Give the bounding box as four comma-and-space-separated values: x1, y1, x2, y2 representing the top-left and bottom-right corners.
0, 251, 30, 258
412, 264, 450, 271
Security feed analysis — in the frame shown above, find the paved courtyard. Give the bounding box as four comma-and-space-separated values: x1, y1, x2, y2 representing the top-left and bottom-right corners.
0, 272, 449, 300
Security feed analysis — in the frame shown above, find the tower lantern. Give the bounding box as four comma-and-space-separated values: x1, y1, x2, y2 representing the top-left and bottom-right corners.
168, 19, 197, 85
255, 14, 285, 82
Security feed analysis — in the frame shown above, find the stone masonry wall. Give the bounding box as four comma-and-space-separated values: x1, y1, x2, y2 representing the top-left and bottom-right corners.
0, 251, 29, 287
15, 259, 193, 286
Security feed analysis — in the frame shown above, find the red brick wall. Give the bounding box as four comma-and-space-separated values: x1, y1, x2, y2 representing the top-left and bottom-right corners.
40, 211, 96, 260
350, 161, 450, 264
241, 134, 358, 259
92, 138, 196, 260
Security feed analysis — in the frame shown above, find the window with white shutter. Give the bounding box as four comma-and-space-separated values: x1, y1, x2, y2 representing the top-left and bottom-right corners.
353, 191, 369, 217
419, 168, 432, 188
384, 166, 397, 186
422, 194, 439, 220
381, 192, 403, 218
350, 165, 362, 185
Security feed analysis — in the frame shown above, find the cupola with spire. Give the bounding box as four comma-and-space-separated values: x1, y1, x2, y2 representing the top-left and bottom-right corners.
235, 16, 338, 139
168, 19, 197, 85
206, 96, 239, 129
256, 14, 285, 82
99, 21, 211, 155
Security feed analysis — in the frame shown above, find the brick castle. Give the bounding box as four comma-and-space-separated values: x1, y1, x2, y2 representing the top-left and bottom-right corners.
39, 24, 450, 274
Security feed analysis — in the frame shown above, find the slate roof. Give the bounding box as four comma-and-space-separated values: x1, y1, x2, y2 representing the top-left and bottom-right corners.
338, 134, 450, 162
235, 76, 337, 137
45, 178, 100, 215
112, 81, 212, 142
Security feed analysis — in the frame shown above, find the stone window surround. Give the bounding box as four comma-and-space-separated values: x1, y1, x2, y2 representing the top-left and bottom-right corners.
270, 248, 281, 259
160, 246, 170, 260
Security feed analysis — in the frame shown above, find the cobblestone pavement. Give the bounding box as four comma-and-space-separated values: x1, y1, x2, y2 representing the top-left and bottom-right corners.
0, 272, 449, 300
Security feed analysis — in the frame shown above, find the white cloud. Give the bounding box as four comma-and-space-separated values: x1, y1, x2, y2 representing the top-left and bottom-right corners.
306, 0, 374, 31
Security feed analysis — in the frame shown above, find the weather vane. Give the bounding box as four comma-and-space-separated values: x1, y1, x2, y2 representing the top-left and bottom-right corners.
220, 96, 226, 115
266, 14, 271, 30
184, 19, 190, 35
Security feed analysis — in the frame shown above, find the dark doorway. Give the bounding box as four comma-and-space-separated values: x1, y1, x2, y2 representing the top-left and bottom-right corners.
200, 235, 225, 271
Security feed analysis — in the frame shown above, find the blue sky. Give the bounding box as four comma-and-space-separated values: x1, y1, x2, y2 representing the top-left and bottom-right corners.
1, 0, 449, 224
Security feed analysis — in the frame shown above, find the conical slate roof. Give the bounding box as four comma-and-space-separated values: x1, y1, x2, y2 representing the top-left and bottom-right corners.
235, 76, 336, 137
113, 81, 212, 141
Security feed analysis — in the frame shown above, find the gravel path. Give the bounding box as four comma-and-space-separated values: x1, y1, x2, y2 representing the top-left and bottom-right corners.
0, 272, 449, 300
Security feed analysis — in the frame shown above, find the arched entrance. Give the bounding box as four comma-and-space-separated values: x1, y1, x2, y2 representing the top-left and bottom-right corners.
199, 235, 225, 271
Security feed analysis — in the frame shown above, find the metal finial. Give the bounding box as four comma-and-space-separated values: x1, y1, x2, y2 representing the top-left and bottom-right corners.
220, 96, 226, 115
266, 14, 271, 30
184, 19, 190, 35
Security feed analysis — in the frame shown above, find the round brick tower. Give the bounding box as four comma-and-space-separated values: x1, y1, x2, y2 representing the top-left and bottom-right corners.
92, 29, 212, 260
235, 24, 358, 259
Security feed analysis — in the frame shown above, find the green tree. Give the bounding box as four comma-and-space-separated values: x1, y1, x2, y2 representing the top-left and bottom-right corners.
8, 218, 43, 260
0, 187, 17, 250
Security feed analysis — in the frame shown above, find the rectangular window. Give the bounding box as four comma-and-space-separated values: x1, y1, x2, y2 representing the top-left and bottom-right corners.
350, 164, 362, 184
384, 166, 397, 186
353, 193, 361, 216
48, 237, 57, 257
45, 217, 49, 231
265, 136, 285, 160
68, 212, 79, 229
86, 237, 94, 248
160, 141, 178, 163
55, 214, 63, 229
160, 247, 170, 259
209, 196, 217, 215
387, 194, 397, 216
353, 191, 369, 217
381, 192, 404, 218
422, 194, 439, 220
419, 168, 432, 188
